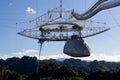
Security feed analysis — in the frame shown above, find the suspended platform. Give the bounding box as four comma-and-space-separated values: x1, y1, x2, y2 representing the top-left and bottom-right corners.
18, 0, 110, 58
18, 6, 110, 41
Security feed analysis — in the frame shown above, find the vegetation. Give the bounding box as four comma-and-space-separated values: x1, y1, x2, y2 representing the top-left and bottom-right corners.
0, 66, 26, 80
0, 56, 120, 80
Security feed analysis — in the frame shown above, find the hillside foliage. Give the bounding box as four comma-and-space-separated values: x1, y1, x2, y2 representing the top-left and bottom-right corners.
0, 56, 120, 80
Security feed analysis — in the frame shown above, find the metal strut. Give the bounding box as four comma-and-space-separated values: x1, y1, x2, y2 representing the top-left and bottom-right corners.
60, 0, 62, 17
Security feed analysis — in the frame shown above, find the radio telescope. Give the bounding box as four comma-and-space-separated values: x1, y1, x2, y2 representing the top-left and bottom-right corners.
18, 0, 110, 57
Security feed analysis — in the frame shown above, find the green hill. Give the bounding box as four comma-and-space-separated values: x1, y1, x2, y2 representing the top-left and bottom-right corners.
0, 56, 120, 80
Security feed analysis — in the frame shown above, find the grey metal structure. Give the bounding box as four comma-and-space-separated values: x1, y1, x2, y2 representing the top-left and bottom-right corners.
18, 0, 110, 57
64, 39, 91, 57
72, 0, 120, 20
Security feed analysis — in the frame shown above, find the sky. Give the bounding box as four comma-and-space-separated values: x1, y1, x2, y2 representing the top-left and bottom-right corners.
0, 0, 120, 62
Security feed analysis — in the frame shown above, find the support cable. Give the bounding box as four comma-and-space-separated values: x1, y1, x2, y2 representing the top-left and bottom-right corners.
108, 10, 120, 28
36, 41, 43, 74
60, 0, 62, 17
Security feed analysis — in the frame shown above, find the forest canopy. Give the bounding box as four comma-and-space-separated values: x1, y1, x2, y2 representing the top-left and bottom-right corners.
0, 56, 120, 80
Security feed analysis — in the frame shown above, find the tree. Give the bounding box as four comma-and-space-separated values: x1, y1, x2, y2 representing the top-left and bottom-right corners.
0, 66, 25, 80
52, 66, 78, 79
38, 62, 60, 77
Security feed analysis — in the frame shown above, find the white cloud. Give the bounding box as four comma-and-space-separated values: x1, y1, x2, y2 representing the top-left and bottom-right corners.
0, 54, 13, 60
26, 7, 36, 15
76, 53, 120, 62
0, 49, 38, 59
0, 49, 120, 62
8, 2, 13, 6
39, 53, 120, 62
40, 54, 71, 60
12, 49, 38, 58
36, 53, 120, 62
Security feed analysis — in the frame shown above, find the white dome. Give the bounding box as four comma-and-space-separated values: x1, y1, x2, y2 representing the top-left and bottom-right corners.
63, 39, 91, 57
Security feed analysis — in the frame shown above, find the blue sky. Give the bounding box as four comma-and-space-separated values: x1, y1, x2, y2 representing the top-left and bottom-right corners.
0, 0, 120, 61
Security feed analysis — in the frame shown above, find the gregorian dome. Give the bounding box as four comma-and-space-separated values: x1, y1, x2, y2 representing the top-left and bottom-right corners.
64, 38, 91, 57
